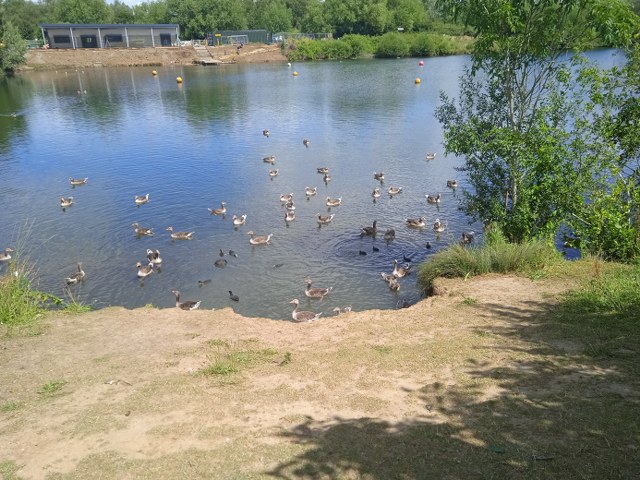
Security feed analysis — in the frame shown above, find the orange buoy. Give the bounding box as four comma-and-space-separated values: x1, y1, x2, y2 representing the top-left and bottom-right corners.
152, 70, 158, 76
176, 76, 183, 83
415, 78, 421, 84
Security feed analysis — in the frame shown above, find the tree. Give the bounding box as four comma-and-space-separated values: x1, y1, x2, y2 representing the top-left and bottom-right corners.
250, 0, 292, 33
435, 0, 640, 258
0, 21, 27, 75
52, 0, 112, 24
111, 0, 135, 24
389, 0, 427, 32
1, 0, 43, 39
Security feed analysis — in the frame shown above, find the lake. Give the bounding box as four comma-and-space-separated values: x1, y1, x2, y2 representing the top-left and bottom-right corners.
0, 50, 624, 319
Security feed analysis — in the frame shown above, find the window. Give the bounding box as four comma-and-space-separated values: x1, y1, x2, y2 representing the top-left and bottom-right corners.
53, 35, 70, 44
104, 34, 123, 44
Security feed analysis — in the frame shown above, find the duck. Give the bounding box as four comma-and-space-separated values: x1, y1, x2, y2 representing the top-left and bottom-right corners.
405, 217, 426, 228
387, 186, 402, 196
323, 173, 332, 183
60, 196, 74, 208
285, 210, 296, 223
461, 231, 475, 245
392, 259, 412, 278
269, 169, 279, 178
317, 167, 329, 175
384, 228, 396, 241
360, 220, 377, 236
132, 222, 154, 236
380, 272, 395, 283
373, 171, 385, 182
305, 278, 332, 299
229, 250, 238, 257
317, 213, 334, 225
136, 261, 153, 278
135, 193, 149, 205
214, 258, 227, 268
372, 188, 381, 199
263, 155, 276, 164
0, 247, 14, 262
263, 129, 270, 138
171, 289, 201, 310
208, 202, 227, 215
65, 262, 85, 285
247, 231, 272, 245
433, 218, 446, 233
280, 193, 294, 203
146, 248, 162, 265
305, 186, 317, 197
232, 214, 247, 227
303, 139, 310, 148
446, 179, 458, 188
426, 193, 441, 204
284, 199, 295, 211
289, 299, 322, 323
425, 152, 437, 160
332, 306, 352, 315
326, 197, 342, 207
166, 226, 194, 240
228, 290, 239, 302
69, 177, 88, 186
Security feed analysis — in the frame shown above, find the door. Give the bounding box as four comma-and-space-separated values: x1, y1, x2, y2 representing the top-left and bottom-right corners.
80, 35, 97, 48
160, 34, 171, 47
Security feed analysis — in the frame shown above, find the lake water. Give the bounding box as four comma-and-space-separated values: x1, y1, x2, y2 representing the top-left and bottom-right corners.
0, 50, 624, 319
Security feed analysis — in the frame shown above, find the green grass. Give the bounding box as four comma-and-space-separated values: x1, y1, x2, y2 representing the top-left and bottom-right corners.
0, 461, 22, 480
199, 340, 279, 378
0, 400, 24, 412
38, 380, 67, 397
0, 262, 44, 328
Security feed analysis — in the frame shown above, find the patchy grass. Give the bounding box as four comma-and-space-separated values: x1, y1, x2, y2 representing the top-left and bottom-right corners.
0, 401, 24, 412
37, 380, 67, 397
199, 339, 279, 379
0, 461, 22, 480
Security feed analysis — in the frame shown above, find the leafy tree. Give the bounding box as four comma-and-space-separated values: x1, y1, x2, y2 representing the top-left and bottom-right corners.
299, 0, 331, 33
250, 0, 292, 33
133, 1, 171, 24
435, 0, 640, 258
52, 0, 112, 24
111, 0, 135, 24
324, 0, 390, 36
1, 0, 42, 39
0, 21, 27, 75
389, 0, 428, 32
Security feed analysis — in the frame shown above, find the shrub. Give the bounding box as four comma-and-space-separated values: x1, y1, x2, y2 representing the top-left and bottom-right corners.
374, 32, 410, 58
323, 39, 353, 60
341, 34, 375, 57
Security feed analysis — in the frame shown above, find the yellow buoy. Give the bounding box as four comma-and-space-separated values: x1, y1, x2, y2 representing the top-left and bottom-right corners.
176, 76, 183, 84
152, 70, 158, 76
415, 78, 421, 84
293, 71, 299, 77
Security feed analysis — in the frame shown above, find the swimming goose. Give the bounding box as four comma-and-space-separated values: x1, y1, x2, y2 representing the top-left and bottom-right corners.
372, 188, 381, 199
208, 202, 226, 215
228, 290, 239, 302
373, 172, 385, 182
289, 299, 322, 323
380, 272, 396, 283
263, 129, 270, 138
69, 177, 88, 186
263, 155, 276, 164
269, 169, 279, 178
317, 213, 334, 225
433, 218, 446, 233
285, 210, 296, 222
326, 197, 342, 207
135, 194, 149, 205
425, 152, 437, 160
360, 220, 377, 236
214, 258, 227, 268
332, 306, 352, 315
247, 231, 272, 245
303, 139, 310, 148
146, 248, 162, 265
317, 167, 329, 175
171, 289, 201, 310
446, 180, 458, 188
405, 217, 426, 228
323, 173, 331, 183
132, 222, 154, 236
392, 259, 411, 278
388, 277, 400, 291
60, 196, 74, 208
232, 214, 247, 227
305, 279, 332, 299
284, 199, 295, 211
0, 247, 14, 262
387, 186, 402, 196
426, 193, 441, 204
166, 226, 194, 240
65, 262, 85, 285
280, 193, 294, 203
384, 228, 396, 241
136, 261, 153, 278
305, 186, 317, 197
461, 231, 475, 245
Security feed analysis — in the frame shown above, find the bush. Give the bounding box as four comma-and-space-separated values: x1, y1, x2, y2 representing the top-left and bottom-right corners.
323, 40, 353, 60
375, 32, 410, 58
286, 38, 323, 61
341, 34, 375, 57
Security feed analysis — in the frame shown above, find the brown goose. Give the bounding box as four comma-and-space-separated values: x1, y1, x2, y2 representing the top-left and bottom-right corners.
65, 262, 85, 285
166, 226, 194, 240
0, 247, 14, 262
305, 186, 317, 197
232, 214, 247, 227
387, 186, 402, 196
303, 139, 310, 148
263, 155, 276, 164
69, 177, 88, 186
405, 217, 426, 228
425, 152, 437, 160
426, 193, 441, 204
132, 222, 154, 236
317, 213, 334, 225
326, 197, 342, 207
392, 259, 411, 278
60, 196, 74, 208
304, 279, 332, 299
289, 299, 322, 322
136, 261, 154, 278
146, 249, 162, 265
361, 220, 377, 236
373, 171, 385, 182
208, 202, 226, 215
247, 231, 273, 245
134, 193, 149, 205
171, 289, 201, 310
446, 179, 458, 188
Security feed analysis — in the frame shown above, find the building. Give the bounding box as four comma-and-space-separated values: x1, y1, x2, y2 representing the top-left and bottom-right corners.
39, 24, 181, 49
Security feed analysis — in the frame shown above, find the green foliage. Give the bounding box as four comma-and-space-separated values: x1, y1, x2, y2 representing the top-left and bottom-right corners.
0, 263, 43, 327
374, 32, 409, 58
251, 0, 293, 33
53, 0, 112, 24
341, 34, 375, 57
410, 32, 452, 56
38, 380, 67, 396
0, 22, 27, 75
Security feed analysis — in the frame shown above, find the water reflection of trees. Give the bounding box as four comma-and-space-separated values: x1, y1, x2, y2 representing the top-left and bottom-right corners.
0, 77, 32, 153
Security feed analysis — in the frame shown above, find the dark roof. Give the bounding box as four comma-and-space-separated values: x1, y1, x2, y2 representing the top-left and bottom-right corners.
40, 24, 179, 29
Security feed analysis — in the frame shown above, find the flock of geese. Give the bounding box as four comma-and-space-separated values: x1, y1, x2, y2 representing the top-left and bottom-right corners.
1, 130, 475, 321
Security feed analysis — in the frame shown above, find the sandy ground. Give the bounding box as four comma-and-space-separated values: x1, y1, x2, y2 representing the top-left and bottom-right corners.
1, 273, 605, 479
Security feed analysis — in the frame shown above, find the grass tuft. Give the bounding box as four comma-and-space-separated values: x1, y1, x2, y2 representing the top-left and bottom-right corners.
199, 340, 279, 379
38, 380, 67, 396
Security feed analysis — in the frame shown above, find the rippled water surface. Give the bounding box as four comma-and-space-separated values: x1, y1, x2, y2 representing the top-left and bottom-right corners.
0, 51, 622, 318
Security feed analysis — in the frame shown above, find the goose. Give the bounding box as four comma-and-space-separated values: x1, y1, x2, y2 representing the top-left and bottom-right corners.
388, 277, 400, 291
285, 210, 296, 222
384, 228, 396, 241
373, 171, 385, 181
263, 155, 276, 164
323, 173, 331, 183
136, 261, 153, 278
166, 226, 194, 240
228, 250, 238, 257
269, 169, 279, 178
146, 249, 162, 265
305, 279, 332, 299
392, 259, 411, 278
263, 129, 270, 138
60, 196, 74, 208
360, 220, 377, 236
326, 197, 342, 207
372, 188, 381, 199
214, 258, 227, 268
405, 217, 426, 228
69, 177, 88, 186
446, 179, 458, 188
289, 299, 322, 323
433, 218, 446, 233
387, 186, 402, 196
317, 167, 329, 175
425, 152, 437, 160
280, 193, 294, 203
132, 222, 154, 236
228, 290, 239, 302
372, 246, 380, 252
135, 193, 149, 205
380, 272, 395, 283
232, 214, 247, 227
305, 186, 317, 197
171, 289, 201, 310
0, 247, 14, 262
359, 250, 367, 256
461, 231, 475, 245
219, 249, 225, 257
303, 139, 310, 148
65, 262, 85, 285
426, 193, 441, 204
317, 213, 334, 225
208, 202, 226, 215
284, 200, 295, 211
426, 241, 432, 249
332, 306, 352, 315
247, 231, 272, 245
